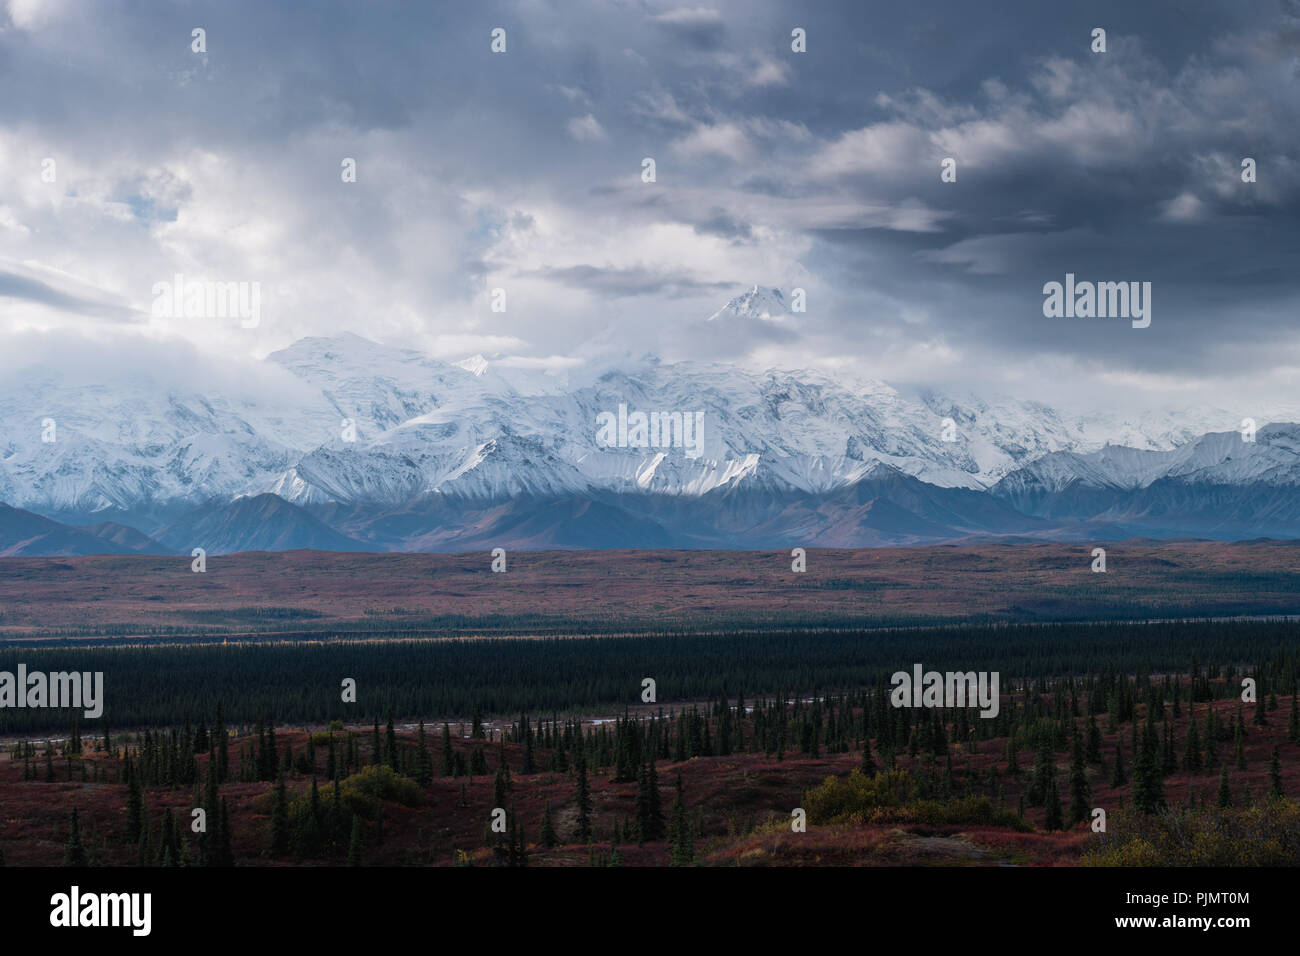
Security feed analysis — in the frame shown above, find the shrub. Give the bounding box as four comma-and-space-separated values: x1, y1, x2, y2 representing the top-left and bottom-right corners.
1083, 801, 1300, 866
804, 770, 1030, 831
338, 765, 423, 820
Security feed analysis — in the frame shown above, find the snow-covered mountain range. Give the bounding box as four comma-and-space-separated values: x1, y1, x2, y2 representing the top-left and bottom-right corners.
2, 287, 1298, 554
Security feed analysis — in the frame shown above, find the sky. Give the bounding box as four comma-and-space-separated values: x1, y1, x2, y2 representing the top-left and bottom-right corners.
0, 0, 1297, 414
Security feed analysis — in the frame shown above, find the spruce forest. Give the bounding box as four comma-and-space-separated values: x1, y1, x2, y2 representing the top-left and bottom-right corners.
5, 618, 1300, 867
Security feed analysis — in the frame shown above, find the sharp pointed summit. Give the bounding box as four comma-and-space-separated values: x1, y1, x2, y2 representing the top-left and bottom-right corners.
707, 285, 791, 322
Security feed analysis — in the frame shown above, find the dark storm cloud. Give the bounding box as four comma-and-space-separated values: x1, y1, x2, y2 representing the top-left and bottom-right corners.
0, 0, 1295, 404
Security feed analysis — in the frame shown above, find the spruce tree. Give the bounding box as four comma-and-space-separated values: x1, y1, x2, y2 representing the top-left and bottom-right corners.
137, 806, 153, 867
156, 807, 179, 867
1289, 689, 1299, 744
1161, 718, 1177, 776
210, 797, 234, 867
269, 774, 291, 857
1216, 767, 1232, 808
574, 752, 592, 843
385, 716, 398, 770
636, 758, 666, 842
440, 723, 454, 777
1067, 729, 1090, 826
63, 808, 87, 867
1085, 714, 1102, 764
294, 776, 323, 859
1204, 713, 1219, 770
470, 746, 488, 777
520, 714, 535, 776
1234, 715, 1246, 771
125, 764, 143, 844
540, 804, 558, 848
861, 739, 878, 778
1132, 731, 1165, 814
1027, 738, 1052, 806
1184, 714, 1203, 773
1042, 771, 1064, 831
415, 720, 433, 787
215, 704, 229, 783
669, 774, 694, 866
265, 721, 279, 781
347, 815, 363, 866
329, 780, 346, 850
647, 760, 665, 839
1269, 746, 1283, 799
493, 756, 512, 810
510, 812, 528, 868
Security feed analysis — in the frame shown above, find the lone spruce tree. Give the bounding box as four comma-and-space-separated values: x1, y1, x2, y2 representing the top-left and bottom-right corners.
347, 815, 364, 866
125, 763, 143, 844
861, 739, 878, 778
63, 808, 87, 867
269, 774, 291, 857
1042, 769, 1064, 830
1289, 689, 1299, 744
1217, 767, 1233, 808
574, 751, 592, 843
440, 723, 454, 777
669, 774, 694, 866
636, 758, 666, 842
1067, 728, 1091, 826
1132, 730, 1165, 814
540, 804, 558, 848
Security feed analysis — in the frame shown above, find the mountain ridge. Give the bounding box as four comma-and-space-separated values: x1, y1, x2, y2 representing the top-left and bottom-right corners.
1, 289, 1297, 553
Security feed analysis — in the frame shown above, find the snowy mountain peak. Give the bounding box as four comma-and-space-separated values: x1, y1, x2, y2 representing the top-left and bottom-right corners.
707, 285, 790, 322
267, 333, 445, 380
4, 330, 1300, 547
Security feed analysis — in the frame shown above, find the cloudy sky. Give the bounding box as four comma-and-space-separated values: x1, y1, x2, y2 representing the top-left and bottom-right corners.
0, 0, 1297, 412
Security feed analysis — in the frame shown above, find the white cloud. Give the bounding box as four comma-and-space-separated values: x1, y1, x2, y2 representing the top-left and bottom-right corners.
745, 116, 811, 142
746, 55, 791, 87
631, 87, 691, 125
566, 113, 607, 142
1159, 192, 1207, 223
4, 0, 65, 30
650, 7, 723, 27
811, 121, 932, 179
552, 85, 591, 106
672, 122, 754, 162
